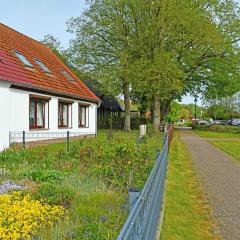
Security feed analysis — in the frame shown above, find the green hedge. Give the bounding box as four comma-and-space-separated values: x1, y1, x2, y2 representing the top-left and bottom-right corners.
98, 117, 151, 130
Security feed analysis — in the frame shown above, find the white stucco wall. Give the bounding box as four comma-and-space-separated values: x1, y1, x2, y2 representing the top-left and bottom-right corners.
0, 82, 12, 151
0, 83, 97, 151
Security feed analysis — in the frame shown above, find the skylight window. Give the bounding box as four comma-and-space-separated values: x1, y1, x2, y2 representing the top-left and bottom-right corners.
35, 59, 52, 74
61, 69, 75, 82
14, 51, 33, 68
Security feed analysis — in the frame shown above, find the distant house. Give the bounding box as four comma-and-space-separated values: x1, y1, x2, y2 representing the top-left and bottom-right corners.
83, 79, 124, 118
0, 23, 100, 150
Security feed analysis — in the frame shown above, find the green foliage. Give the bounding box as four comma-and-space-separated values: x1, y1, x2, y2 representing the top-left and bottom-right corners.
205, 98, 240, 120
183, 103, 202, 119
146, 124, 157, 137
193, 124, 240, 133
37, 188, 127, 240
98, 117, 150, 130
23, 170, 64, 182
207, 104, 228, 119
210, 140, 240, 161
65, 0, 240, 127
41, 34, 62, 52
194, 130, 240, 138
166, 102, 182, 122
90, 141, 153, 189
35, 182, 75, 206
0, 130, 162, 238
0, 147, 36, 163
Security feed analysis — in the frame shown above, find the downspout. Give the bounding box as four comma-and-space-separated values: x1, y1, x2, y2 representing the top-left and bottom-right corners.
96, 101, 101, 137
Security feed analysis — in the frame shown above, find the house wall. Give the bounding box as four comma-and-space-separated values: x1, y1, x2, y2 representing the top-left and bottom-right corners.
0, 84, 97, 151
0, 82, 12, 151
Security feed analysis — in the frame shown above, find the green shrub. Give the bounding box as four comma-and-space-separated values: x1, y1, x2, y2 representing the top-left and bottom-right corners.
90, 141, 153, 189
23, 169, 64, 182
35, 182, 75, 206
98, 117, 150, 130
0, 147, 33, 163
146, 123, 157, 137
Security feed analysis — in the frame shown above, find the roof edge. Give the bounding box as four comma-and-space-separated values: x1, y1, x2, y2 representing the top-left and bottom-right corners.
2, 80, 101, 103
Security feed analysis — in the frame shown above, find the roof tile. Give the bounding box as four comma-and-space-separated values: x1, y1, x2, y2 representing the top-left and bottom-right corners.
0, 23, 100, 102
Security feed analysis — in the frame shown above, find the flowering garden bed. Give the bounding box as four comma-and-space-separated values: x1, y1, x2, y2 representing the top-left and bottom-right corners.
0, 192, 64, 239
0, 130, 161, 239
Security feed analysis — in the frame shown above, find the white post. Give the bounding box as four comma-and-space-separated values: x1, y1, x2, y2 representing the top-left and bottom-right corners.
139, 124, 147, 138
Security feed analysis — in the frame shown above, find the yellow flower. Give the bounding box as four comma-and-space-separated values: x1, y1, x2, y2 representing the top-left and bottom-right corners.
0, 191, 65, 240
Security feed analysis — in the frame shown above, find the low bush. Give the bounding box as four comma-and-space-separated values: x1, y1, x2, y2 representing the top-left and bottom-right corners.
23, 169, 65, 182
35, 182, 75, 206
91, 141, 153, 189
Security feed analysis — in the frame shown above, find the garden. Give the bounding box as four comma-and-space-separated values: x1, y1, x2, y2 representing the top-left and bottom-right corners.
0, 130, 162, 239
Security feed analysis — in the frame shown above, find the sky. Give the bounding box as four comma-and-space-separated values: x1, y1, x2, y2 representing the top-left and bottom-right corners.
2, 0, 238, 105
0, 0, 86, 48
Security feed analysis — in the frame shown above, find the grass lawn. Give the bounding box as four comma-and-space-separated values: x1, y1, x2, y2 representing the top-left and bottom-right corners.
194, 129, 240, 138
210, 140, 240, 161
160, 132, 220, 240
0, 130, 162, 239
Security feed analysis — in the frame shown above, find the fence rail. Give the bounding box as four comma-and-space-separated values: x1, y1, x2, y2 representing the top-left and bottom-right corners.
117, 125, 173, 240
9, 131, 96, 150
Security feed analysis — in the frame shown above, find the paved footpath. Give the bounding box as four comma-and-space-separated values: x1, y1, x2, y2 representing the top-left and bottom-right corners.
180, 130, 240, 240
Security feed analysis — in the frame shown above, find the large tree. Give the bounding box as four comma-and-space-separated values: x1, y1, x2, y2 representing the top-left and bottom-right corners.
66, 0, 240, 130
135, 1, 240, 125
67, 0, 139, 131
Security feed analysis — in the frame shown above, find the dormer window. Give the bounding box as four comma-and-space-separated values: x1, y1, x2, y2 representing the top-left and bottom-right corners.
35, 59, 52, 74
61, 69, 75, 82
14, 51, 33, 68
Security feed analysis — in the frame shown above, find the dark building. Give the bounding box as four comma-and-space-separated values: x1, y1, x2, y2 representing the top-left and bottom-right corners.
83, 79, 124, 119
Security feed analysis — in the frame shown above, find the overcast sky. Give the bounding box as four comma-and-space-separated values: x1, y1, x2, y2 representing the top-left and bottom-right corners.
1, 0, 239, 105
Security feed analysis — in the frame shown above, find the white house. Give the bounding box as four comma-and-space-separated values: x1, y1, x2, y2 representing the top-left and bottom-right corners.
0, 23, 100, 151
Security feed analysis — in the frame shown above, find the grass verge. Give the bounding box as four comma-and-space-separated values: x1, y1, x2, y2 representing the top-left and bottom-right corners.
160, 133, 220, 240
194, 130, 240, 138
210, 140, 240, 161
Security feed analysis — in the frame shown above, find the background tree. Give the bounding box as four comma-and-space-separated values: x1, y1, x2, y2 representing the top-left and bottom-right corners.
65, 0, 240, 130
67, 0, 140, 131
41, 34, 62, 52
129, 0, 240, 127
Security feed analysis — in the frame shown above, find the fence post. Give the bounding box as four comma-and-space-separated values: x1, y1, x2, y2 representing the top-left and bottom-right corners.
156, 149, 160, 161
163, 132, 167, 146
128, 188, 140, 212
67, 131, 70, 152
22, 131, 26, 148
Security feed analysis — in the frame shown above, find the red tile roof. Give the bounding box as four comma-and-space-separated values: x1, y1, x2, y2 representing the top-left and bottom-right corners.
0, 23, 100, 103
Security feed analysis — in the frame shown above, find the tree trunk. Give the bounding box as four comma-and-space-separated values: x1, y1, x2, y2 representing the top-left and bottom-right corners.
153, 94, 160, 131
160, 100, 171, 122
123, 82, 131, 131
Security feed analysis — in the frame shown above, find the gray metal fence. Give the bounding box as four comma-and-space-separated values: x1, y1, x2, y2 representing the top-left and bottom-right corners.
117, 127, 173, 240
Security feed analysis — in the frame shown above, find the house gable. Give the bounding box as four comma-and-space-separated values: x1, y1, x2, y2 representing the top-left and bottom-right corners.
0, 23, 100, 103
